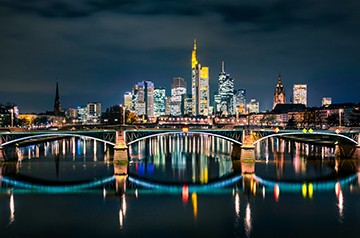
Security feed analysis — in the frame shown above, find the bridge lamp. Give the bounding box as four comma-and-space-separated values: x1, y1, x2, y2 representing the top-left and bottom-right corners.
274, 127, 280, 133
182, 125, 189, 133
335, 129, 340, 134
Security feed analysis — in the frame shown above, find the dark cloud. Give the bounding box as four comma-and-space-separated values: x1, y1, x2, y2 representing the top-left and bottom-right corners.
0, 0, 359, 112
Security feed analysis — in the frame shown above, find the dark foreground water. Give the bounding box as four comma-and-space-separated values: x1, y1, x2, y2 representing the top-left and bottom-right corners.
1, 135, 359, 238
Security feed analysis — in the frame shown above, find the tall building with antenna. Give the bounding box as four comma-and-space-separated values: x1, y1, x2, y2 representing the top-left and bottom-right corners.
217, 61, 234, 115
191, 39, 209, 116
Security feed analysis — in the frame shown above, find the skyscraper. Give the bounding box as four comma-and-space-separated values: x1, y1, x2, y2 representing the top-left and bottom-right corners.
87, 102, 101, 123
54, 81, 61, 116
248, 99, 260, 113
233, 89, 246, 114
293, 84, 307, 106
217, 61, 234, 115
154, 87, 166, 117
171, 77, 187, 116
273, 74, 286, 109
124, 92, 132, 110
191, 39, 209, 116
135, 81, 155, 117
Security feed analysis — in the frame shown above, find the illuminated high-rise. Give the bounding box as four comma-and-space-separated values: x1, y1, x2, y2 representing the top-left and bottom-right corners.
273, 74, 286, 109
191, 39, 209, 116
293, 84, 307, 106
217, 61, 234, 115
322, 97, 332, 107
171, 77, 187, 116
154, 87, 166, 117
134, 81, 155, 117
87, 102, 101, 123
124, 92, 132, 110
233, 89, 246, 114
248, 99, 260, 113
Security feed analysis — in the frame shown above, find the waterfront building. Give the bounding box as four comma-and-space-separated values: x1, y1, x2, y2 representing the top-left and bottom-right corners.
191, 39, 209, 116
182, 94, 193, 116
293, 84, 307, 106
67, 108, 78, 118
322, 97, 332, 107
233, 89, 246, 114
273, 74, 286, 109
134, 81, 155, 118
124, 92, 132, 110
154, 87, 166, 117
0, 104, 18, 127
217, 61, 234, 115
76, 106, 87, 123
131, 84, 139, 113
171, 77, 187, 116
86, 102, 101, 123
248, 99, 260, 113
165, 97, 171, 115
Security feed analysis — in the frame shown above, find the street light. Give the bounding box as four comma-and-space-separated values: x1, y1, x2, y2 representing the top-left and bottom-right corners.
123, 106, 126, 126
9, 108, 14, 127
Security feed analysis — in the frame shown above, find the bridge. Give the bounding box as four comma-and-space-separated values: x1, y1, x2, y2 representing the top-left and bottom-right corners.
124, 129, 244, 146
124, 128, 360, 146
1, 128, 360, 161
0, 130, 117, 147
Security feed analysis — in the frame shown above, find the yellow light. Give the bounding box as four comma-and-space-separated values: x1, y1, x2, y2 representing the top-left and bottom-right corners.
308, 128, 313, 133
302, 183, 307, 198
201, 67, 209, 79
308, 183, 313, 198
335, 129, 340, 134
274, 127, 280, 133
192, 193, 198, 220
302, 128, 307, 133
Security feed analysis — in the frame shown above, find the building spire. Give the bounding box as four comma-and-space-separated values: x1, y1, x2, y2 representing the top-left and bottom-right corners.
191, 38, 198, 69
221, 61, 225, 73
54, 80, 61, 116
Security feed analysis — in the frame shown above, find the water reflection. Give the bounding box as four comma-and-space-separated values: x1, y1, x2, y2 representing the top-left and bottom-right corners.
1, 134, 360, 237
9, 192, 15, 225
129, 134, 234, 184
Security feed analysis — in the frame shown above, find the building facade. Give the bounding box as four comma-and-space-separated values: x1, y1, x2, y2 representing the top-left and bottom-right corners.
248, 99, 260, 113
154, 87, 166, 117
171, 77, 187, 116
293, 84, 307, 106
86, 102, 101, 123
234, 89, 246, 114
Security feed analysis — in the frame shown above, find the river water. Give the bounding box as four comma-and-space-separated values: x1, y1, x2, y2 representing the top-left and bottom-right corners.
0, 134, 359, 237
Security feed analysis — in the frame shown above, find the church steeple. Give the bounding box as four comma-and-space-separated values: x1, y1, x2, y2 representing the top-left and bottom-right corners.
54, 81, 61, 116
273, 74, 286, 109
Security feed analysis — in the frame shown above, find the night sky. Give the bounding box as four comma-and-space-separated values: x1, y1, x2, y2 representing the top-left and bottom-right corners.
1, 0, 359, 113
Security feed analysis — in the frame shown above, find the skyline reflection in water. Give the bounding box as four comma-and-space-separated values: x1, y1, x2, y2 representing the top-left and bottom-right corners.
0, 135, 360, 237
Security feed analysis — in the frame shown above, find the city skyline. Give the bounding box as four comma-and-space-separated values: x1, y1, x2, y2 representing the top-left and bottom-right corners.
1, 0, 360, 113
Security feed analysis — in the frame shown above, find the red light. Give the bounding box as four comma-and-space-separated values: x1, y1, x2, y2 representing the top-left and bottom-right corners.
182, 185, 189, 203
274, 183, 280, 202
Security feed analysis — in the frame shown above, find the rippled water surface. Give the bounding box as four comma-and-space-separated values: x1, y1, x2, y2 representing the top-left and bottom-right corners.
1, 135, 359, 237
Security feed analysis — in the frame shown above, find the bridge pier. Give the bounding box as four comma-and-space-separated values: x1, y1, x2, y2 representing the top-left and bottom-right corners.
335, 144, 359, 159
240, 130, 255, 162
0, 146, 19, 162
